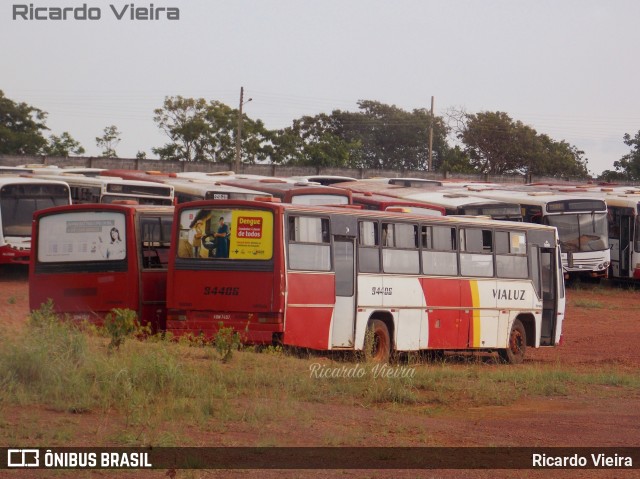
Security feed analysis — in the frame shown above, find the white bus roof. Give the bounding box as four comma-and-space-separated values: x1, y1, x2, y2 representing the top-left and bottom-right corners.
456, 187, 608, 210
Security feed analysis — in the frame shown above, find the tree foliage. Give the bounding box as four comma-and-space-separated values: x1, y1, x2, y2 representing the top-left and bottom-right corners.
458, 111, 589, 178
272, 101, 450, 171
96, 125, 122, 158
600, 131, 640, 181
45, 132, 85, 157
0, 89, 49, 155
152, 96, 271, 163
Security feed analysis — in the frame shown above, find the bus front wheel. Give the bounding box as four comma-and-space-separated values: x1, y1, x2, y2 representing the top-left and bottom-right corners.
499, 318, 526, 364
368, 320, 390, 363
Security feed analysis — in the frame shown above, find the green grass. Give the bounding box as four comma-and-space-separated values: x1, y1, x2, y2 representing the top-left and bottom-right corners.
1, 304, 639, 446
572, 298, 605, 309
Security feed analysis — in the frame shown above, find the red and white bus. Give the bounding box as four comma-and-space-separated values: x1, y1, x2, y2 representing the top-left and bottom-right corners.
29, 203, 173, 331
0, 177, 71, 265
166, 199, 565, 363
351, 191, 445, 216
210, 176, 352, 205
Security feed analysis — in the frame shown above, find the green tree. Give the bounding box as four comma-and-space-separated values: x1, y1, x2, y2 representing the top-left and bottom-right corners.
96, 125, 121, 158
459, 111, 589, 178
0, 89, 49, 155
279, 113, 361, 168
153, 96, 272, 164
278, 101, 449, 171
438, 145, 476, 174
605, 131, 640, 181
153, 96, 213, 162
45, 132, 85, 157
339, 100, 449, 171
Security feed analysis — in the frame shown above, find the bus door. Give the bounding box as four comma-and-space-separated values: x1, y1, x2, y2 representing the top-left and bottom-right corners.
331, 216, 357, 348
139, 215, 172, 332
607, 207, 633, 279
538, 248, 558, 346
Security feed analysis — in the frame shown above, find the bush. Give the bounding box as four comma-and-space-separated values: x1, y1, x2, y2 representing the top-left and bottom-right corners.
214, 324, 242, 363
103, 308, 148, 351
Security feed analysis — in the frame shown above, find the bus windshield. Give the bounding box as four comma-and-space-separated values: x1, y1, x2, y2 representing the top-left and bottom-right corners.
1, 183, 70, 236
178, 207, 273, 260
547, 213, 608, 252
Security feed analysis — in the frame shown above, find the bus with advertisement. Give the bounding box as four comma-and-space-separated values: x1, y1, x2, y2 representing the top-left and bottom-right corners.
459, 187, 610, 280
29, 203, 173, 331
0, 176, 71, 265
166, 199, 565, 363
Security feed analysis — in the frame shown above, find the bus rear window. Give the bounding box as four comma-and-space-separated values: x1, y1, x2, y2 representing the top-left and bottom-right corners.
178, 207, 273, 260
37, 211, 126, 263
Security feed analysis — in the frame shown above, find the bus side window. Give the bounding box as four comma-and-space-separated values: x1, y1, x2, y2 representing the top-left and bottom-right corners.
382, 222, 419, 274
287, 216, 331, 271
460, 228, 494, 277
422, 225, 458, 276
495, 230, 528, 279
358, 221, 380, 273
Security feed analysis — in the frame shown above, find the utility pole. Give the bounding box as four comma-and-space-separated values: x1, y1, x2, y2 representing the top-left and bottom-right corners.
234, 86, 245, 173
428, 96, 434, 172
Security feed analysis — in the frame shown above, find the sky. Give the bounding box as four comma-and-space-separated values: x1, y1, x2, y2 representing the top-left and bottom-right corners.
2, 0, 639, 176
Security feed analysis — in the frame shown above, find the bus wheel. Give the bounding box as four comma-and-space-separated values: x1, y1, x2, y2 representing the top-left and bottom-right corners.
499, 319, 526, 364
368, 320, 390, 363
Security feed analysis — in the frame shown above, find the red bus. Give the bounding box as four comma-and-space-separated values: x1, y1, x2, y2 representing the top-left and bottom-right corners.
166, 199, 565, 363
212, 177, 352, 205
29, 203, 173, 331
351, 191, 445, 216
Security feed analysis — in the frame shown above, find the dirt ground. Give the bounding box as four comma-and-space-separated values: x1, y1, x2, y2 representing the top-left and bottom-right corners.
1, 265, 640, 479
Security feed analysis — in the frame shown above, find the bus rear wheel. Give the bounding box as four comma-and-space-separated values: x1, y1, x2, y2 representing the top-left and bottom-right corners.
499, 318, 526, 364
368, 320, 391, 363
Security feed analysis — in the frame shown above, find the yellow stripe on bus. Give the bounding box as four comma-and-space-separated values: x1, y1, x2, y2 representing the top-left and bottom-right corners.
470, 280, 481, 348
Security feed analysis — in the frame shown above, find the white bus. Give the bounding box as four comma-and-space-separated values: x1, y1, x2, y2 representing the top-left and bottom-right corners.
461, 188, 610, 280
0, 176, 71, 265
388, 190, 523, 220
99, 169, 272, 204
33, 174, 175, 205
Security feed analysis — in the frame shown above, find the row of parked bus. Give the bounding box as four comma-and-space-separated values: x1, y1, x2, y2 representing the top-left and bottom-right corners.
29, 196, 564, 364
3, 165, 638, 363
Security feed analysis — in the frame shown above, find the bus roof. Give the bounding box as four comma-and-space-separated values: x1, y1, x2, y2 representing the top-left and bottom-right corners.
100, 169, 273, 199
210, 177, 351, 204
457, 187, 608, 211
33, 202, 174, 217
0, 176, 71, 188
351, 191, 446, 215
176, 199, 557, 234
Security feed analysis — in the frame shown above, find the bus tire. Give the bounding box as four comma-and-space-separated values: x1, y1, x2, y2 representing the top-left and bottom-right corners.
368, 319, 391, 363
499, 318, 526, 364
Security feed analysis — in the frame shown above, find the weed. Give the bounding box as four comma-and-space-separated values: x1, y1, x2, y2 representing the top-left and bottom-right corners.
103, 308, 148, 351
573, 298, 605, 309
213, 323, 242, 363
